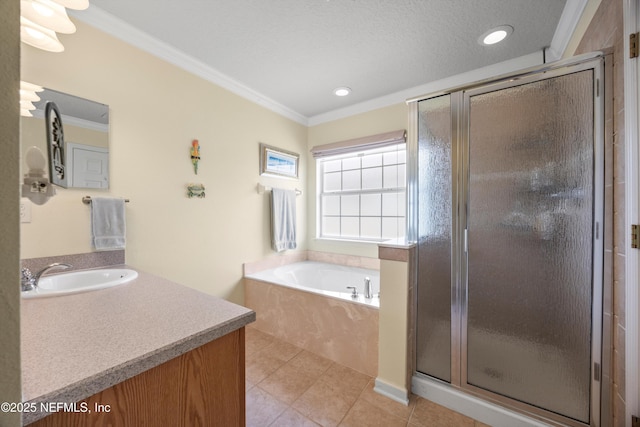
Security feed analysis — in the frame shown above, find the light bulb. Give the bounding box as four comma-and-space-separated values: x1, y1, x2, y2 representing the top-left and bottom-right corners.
21, 0, 76, 34
25, 146, 46, 171
20, 16, 64, 52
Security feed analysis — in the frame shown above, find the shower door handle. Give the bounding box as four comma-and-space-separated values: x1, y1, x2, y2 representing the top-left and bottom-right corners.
463, 229, 468, 253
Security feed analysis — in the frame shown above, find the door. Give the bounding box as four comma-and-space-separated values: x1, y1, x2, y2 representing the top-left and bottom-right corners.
415, 58, 604, 426
67, 143, 109, 188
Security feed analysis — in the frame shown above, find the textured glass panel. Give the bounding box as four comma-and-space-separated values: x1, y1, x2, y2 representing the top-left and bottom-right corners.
323, 217, 340, 236
341, 195, 359, 216
324, 172, 341, 192
361, 217, 381, 239
382, 217, 398, 239
322, 195, 340, 216
362, 167, 383, 190
416, 94, 452, 382
361, 193, 381, 216
466, 71, 593, 422
324, 159, 341, 172
342, 170, 361, 191
341, 217, 359, 237
362, 153, 382, 168
382, 193, 398, 216
342, 157, 360, 170
383, 165, 399, 188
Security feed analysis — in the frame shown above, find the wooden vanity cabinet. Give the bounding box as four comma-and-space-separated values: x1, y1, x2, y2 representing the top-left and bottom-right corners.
28, 328, 246, 427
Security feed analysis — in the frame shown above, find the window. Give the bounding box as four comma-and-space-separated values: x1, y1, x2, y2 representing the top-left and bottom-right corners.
316, 142, 406, 241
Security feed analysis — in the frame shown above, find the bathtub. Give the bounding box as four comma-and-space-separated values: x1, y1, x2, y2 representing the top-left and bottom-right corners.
244, 261, 379, 377
245, 261, 380, 308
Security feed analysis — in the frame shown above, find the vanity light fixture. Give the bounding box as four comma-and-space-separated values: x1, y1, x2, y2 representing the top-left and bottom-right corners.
20, 0, 89, 52
20, 16, 65, 52
19, 81, 44, 117
334, 87, 351, 97
479, 25, 513, 46
21, 0, 76, 34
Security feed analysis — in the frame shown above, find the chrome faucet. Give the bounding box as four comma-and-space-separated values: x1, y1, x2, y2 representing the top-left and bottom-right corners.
346, 286, 358, 298
21, 263, 72, 291
364, 276, 373, 299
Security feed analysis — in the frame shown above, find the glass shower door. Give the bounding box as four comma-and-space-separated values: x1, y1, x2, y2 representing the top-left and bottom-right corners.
464, 70, 596, 423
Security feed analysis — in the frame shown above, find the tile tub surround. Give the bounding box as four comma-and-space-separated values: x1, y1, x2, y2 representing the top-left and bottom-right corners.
21, 267, 255, 424
245, 277, 379, 377
243, 250, 380, 276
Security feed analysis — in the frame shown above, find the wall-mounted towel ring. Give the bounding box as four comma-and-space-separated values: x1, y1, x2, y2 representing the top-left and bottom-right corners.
82, 196, 130, 204
256, 183, 302, 196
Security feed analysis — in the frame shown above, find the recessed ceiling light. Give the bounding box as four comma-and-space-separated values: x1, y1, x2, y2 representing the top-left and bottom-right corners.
334, 87, 351, 97
479, 25, 513, 46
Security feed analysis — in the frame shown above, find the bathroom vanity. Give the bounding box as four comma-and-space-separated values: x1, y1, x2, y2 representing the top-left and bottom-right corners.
20, 267, 255, 426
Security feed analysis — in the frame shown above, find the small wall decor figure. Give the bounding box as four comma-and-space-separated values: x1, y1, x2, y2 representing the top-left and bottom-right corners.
187, 183, 205, 198
191, 139, 200, 174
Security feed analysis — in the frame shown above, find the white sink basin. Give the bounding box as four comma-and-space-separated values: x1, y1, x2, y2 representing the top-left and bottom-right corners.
22, 268, 138, 299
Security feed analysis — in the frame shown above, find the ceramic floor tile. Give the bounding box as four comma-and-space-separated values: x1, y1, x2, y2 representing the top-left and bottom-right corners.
409, 397, 475, 427
288, 350, 333, 378
358, 380, 416, 421
269, 408, 321, 427
246, 350, 288, 385
246, 386, 288, 427
292, 375, 357, 427
258, 362, 321, 404
321, 363, 372, 400
339, 398, 408, 427
261, 338, 303, 362
246, 327, 276, 355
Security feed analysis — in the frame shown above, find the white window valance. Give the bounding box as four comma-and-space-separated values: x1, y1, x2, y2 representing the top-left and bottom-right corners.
310, 129, 406, 159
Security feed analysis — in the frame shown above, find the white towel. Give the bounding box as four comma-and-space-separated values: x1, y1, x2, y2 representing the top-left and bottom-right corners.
91, 197, 126, 251
270, 188, 297, 252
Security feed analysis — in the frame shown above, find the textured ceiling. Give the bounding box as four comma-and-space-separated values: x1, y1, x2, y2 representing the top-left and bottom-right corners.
87, 0, 570, 120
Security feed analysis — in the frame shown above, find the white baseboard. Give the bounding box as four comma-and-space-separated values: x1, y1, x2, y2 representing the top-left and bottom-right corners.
373, 378, 409, 405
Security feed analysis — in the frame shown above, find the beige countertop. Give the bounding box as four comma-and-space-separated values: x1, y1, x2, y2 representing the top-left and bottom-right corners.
20, 266, 255, 424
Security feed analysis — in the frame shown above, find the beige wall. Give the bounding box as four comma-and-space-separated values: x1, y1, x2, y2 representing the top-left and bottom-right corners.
20, 21, 308, 304
306, 103, 408, 258
0, 0, 22, 425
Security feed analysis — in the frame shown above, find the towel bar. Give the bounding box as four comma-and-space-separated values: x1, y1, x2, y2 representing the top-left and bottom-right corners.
82, 196, 130, 204
256, 183, 302, 196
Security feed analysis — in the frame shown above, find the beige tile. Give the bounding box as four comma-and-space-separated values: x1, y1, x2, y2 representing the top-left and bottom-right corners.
288, 350, 333, 377
270, 408, 321, 427
474, 421, 492, 427
358, 380, 416, 421
246, 386, 288, 427
339, 398, 407, 427
246, 327, 276, 355
409, 398, 474, 427
262, 338, 303, 362
246, 349, 288, 384
292, 363, 371, 426
259, 362, 321, 405
292, 378, 355, 427
321, 363, 372, 400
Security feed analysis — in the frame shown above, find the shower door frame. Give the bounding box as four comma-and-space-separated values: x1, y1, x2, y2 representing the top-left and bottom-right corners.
409, 53, 610, 427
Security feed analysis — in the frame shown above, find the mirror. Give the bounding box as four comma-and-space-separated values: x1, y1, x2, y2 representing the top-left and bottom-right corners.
21, 88, 109, 189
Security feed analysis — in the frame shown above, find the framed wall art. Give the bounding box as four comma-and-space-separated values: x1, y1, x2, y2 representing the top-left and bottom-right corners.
259, 143, 299, 179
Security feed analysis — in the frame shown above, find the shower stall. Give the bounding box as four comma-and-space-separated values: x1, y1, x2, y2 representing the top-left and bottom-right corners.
409, 53, 610, 427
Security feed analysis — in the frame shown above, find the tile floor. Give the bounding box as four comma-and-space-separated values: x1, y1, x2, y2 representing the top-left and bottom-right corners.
245, 327, 490, 427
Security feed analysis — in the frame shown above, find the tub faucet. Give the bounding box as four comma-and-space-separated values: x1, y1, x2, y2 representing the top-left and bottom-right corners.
21, 263, 72, 291
346, 286, 358, 298
364, 277, 373, 299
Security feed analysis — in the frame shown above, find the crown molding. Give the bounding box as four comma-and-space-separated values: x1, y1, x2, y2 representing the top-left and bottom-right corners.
308, 51, 543, 126
69, 6, 309, 126
545, 0, 589, 61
